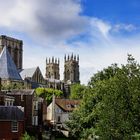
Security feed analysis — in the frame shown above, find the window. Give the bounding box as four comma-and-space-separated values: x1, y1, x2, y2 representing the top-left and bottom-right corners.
34, 101, 38, 110
5, 100, 10, 106
32, 116, 38, 126
58, 116, 61, 122
66, 104, 71, 108
5, 101, 8, 106
10, 101, 13, 106
11, 121, 18, 132
21, 95, 24, 101
5, 99, 14, 106
56, 108, 61, 113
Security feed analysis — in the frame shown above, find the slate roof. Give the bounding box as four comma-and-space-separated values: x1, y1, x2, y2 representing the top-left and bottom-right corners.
20, 67, 38, 80
0, 47, 22, 80
55, 98, 80, 112
0, 106, 24, 120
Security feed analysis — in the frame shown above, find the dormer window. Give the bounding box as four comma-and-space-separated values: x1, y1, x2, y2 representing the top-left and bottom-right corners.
66, 104, 71, 108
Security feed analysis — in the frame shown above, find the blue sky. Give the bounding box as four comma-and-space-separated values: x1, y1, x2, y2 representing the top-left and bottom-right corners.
0, 0, 140, 84
82, 0, 140, 24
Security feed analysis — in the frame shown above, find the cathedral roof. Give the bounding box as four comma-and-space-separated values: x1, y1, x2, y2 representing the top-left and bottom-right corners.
20, 67, 43, 80
0, 47, 22, 80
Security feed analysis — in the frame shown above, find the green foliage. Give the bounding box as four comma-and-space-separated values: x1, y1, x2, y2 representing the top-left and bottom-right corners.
132, 133, 140, 140
70, 83, 86, 99
2, 82, 25, 90
35, 87, 63, 103
67, 54, 140, 140
21, 132, 35, 140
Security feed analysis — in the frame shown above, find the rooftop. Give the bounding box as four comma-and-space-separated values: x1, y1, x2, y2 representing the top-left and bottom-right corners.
55, 98, 80, 112
0, 47, 22, 80
7, 89, 35, 95
20, 67, 39, 80
0, 106, 24, 120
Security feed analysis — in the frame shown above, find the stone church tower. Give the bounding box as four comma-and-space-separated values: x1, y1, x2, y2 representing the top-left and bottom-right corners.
46, 57, 60, 80
64, 54, 80, 84
0, 35, 23, 70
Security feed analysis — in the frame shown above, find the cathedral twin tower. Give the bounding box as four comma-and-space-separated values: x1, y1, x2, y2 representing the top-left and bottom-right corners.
46, 54, 80, 84
0, 35, 80, 84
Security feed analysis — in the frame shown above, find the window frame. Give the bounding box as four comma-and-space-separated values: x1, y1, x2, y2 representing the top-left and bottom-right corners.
11, 121, 18, 132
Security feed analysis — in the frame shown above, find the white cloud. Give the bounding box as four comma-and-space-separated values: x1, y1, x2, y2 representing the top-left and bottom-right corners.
0, 0, 89, 44
0, 1, 140, 85
23, 24, 140, 85
112, 24, 137, 32
90, 18, 111, 39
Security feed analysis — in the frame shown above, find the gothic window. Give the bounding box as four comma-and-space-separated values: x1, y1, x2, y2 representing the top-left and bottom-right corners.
49, 72, 51, 78
67, 70, 70, 80
57, 85, 60, 90
74, 69, 77, 81
8, 46, 11, 54
14, 48, 18, 67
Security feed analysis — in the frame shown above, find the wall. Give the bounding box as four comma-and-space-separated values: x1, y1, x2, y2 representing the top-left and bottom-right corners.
0, 121, 24, 140
11, 94, 33, 129
47, 103, 69, 125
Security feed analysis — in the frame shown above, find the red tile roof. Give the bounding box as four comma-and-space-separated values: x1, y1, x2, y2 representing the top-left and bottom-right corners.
55, 98, 80, 112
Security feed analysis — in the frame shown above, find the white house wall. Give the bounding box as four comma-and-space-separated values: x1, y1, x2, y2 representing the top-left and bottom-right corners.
47, 103, 53, 121
47, 103, 70, 125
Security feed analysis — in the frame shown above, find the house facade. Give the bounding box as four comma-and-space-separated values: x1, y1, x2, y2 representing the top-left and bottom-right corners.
47, 97, 80, 129
7, 89, 39, 133
0, 93, 15, 106
0, 106, 24, 140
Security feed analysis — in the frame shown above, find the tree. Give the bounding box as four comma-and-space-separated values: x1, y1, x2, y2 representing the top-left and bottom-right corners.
67, 55, 140, 140
95, 55, 140, 139
35, 87, 63, 103
70, 83, 86, 99
67, 87, 98, 139
21, 132, 35, 140
2, 82, 25, 90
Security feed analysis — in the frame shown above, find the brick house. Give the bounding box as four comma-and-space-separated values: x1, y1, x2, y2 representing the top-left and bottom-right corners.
7, 89, 39, 133
0, 93, 15, 106
0, 106, 24, 140
38, 98, 48, 127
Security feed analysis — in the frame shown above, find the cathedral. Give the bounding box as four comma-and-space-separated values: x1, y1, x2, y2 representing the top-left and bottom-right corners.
0, 35, 23, 70
64, 54, 80, 84
45, 55, 80, 84
0, 35, 80, 95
